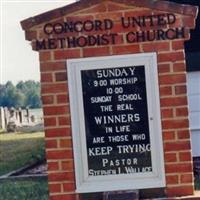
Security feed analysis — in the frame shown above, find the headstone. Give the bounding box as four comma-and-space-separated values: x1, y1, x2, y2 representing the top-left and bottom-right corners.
4, 107, 9, 128
26, 107, 30, 123
0, 107, 5, 130
7, 107, 17, 132
17, 107, 22, 124
31, 115, 36, 123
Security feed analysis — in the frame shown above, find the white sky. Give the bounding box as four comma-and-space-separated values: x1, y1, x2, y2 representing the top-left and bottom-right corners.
1, 0, 76, 85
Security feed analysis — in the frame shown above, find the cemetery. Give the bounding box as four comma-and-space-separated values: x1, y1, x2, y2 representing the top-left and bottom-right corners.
0, 107, 43, 133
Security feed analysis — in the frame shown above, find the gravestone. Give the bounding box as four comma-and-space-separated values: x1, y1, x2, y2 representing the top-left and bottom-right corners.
0, 107, 5, 130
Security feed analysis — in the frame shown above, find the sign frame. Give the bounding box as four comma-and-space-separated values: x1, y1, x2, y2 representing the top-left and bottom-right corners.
67, 53, 165, 193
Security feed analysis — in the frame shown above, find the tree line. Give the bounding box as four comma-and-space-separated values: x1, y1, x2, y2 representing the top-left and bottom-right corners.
0, 81, 42, 108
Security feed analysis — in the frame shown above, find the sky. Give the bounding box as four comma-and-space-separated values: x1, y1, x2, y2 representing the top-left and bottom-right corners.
1, 0, 76, 85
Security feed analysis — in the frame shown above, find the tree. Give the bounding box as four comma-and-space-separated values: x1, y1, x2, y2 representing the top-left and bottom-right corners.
0, 80, 41, 108
25, 89, 41, 108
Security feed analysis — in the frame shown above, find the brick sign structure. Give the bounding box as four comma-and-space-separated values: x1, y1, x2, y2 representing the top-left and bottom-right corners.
21, 0, 198, 199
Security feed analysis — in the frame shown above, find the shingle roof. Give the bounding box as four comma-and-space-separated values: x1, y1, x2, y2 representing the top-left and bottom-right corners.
21, 0, 198, 31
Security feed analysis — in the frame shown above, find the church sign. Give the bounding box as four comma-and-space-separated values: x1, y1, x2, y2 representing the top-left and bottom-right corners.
21, 0, 198, 198
67, 53, 165, 193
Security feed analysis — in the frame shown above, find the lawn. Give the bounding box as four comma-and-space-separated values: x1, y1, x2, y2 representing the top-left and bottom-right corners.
0, 177, 48, 200
0, 132, 45, 176
0, 131, 49, 200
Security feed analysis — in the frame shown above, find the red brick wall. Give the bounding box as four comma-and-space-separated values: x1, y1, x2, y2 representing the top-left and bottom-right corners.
25, 2, 197, 199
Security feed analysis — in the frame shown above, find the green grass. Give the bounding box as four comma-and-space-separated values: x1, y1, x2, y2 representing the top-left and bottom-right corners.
0, 177, 48, 200
0, 132, 45, 176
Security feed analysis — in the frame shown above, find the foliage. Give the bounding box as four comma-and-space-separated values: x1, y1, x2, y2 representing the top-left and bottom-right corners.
0, 80, 41, 108
0, 132, 45, 176
195, 177, 200, 190
0, 178, 48, 200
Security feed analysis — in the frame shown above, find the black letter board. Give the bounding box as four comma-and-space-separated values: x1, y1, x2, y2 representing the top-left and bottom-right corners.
81, 66, 152, 176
